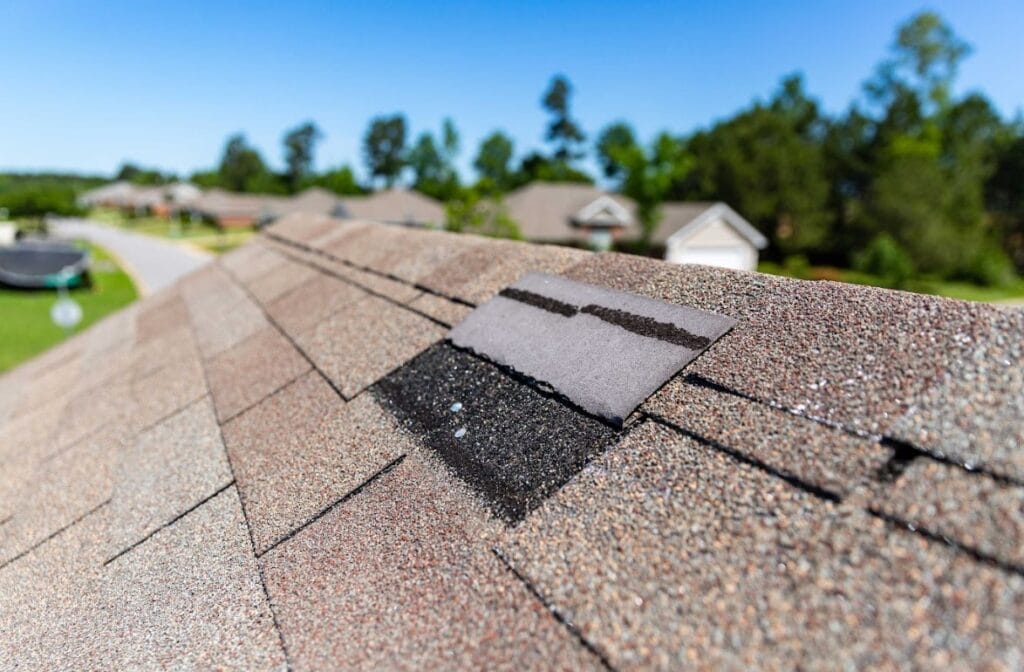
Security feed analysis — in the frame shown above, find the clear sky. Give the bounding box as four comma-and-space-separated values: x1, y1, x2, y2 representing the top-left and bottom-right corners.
2, 1, 1021, 180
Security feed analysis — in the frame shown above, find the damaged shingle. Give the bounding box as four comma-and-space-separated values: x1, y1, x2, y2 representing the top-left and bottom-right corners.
451, 272, 736, 425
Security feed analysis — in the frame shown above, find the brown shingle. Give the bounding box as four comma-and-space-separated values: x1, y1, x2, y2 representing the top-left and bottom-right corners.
645, 378, 891, 496
261, 453, 601, 671
502, 422, 1024, 669
407, 291, 472, 326
862, 459, 1024, 568
296, 295, 445, 398
105, 397, 232, 558
205, 326, 311, 422
0, 430, 115, 566
265, 271, 368, 338
102, 486, 286, 669
222, 373, 409, 554
417, 236, 589, 304
565, 254, 996, 442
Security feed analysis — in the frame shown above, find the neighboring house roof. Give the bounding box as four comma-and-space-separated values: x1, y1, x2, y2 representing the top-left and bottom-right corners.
337, 188, 445, 226
77, 181, 137, 207
653, 201, 769, 249
504, 183, 636, 242
1, 215, 1022, 668
264, 187, 342, 220
187, 189, 284, 221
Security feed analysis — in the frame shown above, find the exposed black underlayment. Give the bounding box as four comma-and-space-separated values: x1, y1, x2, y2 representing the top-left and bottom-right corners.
372, 342, 619, 523
497, 287, 711, 349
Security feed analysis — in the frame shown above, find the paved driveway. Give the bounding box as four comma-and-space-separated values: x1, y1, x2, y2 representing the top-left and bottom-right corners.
49, 218, 212, 296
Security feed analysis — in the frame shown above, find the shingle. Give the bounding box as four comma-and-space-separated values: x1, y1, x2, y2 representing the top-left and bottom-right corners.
331, 225, 480, 285
888, 308, 1024, 479
264, 211, 344, 245
565, 254, 995, 438
265, 271, 368, 339
0, 429, 116, 566
135, 288, 189, 344
502, 421, 1024, 670
863, 459, 1024, 568
260, 453, 601, 671
222, 372, 408, 554
205, 326, 311, 423
645, 378, 891, 496
219, 241, 286, 284
244, 256, 318, 306
187, 286, 268, 360
418, 237, 589, 304
450, 272, 735, 424
129, 345, 209, 432
339, 263, 423, 303
407, 291, 472, 326
374, 343, 617, 522
296, 295, 445, 398
105, 397, 232, 559
50, 375, 135, 455
101, 486, 286, 669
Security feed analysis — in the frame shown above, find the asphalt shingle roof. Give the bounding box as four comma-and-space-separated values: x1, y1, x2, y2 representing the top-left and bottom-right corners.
0, 212, 1022, 669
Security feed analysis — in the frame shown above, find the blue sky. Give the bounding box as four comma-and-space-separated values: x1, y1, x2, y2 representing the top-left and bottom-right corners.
2, 1, 1021, 180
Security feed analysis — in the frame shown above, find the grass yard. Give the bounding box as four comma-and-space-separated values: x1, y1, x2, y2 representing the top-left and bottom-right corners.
758, 261, 1024, 305
0, 242, 137, 372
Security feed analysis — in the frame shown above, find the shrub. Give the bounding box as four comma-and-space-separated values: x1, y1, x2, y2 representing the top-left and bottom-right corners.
853, 233, 915, 288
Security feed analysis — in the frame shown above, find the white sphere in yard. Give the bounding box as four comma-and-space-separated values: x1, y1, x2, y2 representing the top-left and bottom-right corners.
51, 296, 83, 329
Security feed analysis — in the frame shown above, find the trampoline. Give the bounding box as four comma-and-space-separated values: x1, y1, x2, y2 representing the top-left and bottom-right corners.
0, 240, 90, 289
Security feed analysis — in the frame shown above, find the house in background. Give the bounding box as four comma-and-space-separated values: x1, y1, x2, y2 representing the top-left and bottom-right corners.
504, 183, 634, 251
336, 188, 445, 228
648, 202, 768, 271
503, 183, 767, 271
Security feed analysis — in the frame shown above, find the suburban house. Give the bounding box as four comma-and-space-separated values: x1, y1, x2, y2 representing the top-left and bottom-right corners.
78, 182, 201, 216
336, 188, 445, 228
176, 187, 445, 230
503, 182, 767, 271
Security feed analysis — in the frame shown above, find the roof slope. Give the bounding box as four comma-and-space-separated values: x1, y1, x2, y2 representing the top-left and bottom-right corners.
1, 214, 1022, 669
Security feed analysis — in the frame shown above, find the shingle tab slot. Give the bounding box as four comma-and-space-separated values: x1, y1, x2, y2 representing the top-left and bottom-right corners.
450, 272, 736, 425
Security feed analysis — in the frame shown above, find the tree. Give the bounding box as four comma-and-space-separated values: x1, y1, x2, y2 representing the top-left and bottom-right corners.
676, 76, 832, 255
445, 187, 522, 240
541, 75, 586, 177
311, 165, 364, 195
115, 162, 169, 185
604, 130, 691, 247
595, 122, 638, 179
473, 131, 515, 192
407, 118, 460, 200
363, 115, 407, 188
517, 152, 593, 185
282, 121, 323, 192
218, 134, 269, 192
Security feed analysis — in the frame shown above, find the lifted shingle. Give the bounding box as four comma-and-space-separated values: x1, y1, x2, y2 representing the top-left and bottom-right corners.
450, 272, 735, 425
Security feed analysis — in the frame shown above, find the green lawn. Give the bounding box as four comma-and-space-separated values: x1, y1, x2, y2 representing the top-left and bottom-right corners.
758, 261, 1024, 304
89, 208, 254, 253
0, 242, 138, 372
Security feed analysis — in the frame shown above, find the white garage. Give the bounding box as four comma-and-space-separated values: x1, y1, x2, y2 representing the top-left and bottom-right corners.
660, 203, 767, 272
